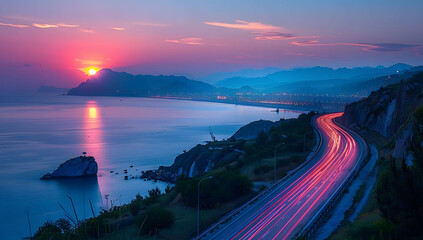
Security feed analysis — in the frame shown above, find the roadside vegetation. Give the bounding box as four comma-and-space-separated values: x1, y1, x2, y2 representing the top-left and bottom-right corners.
32, 112, 317, 240
330, 104, 423, 240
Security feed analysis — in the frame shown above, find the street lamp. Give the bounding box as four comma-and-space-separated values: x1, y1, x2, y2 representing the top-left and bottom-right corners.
198, 176, 212, 236
274, 143, 284, 181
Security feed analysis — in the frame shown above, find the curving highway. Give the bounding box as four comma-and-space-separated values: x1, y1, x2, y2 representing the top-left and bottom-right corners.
203, 113, 367, 240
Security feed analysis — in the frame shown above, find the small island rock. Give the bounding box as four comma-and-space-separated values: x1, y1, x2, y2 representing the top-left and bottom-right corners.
41, 156, 98, 180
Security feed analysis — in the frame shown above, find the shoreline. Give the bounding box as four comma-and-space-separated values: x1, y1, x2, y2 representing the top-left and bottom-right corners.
147, 96, 317, 112
65, 93, 340, 113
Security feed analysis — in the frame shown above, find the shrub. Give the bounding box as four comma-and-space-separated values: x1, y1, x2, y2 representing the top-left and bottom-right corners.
130, 200, 142, 216
148, 187, 161, 198
176, 171, 252, 209
165, 185, 173, 194
33, 221, 63, 240
253, 165, 273, 175
55, 218, 72, 232
136, 207, 175, 235
415, 104, 423, 125
256, 131, 268, 145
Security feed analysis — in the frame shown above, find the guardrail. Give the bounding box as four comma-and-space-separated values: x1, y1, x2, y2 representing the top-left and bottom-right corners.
297, 118, 369, 239
194, 115, 324, 240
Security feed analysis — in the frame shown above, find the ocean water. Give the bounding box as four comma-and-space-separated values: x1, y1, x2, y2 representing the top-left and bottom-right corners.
0, 95, 303, 239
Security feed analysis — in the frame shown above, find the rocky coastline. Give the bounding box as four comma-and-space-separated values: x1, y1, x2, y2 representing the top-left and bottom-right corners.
140, 119, 280, 183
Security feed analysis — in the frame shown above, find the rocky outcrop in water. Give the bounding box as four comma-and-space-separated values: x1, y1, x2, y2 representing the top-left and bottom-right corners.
41, 156, 98, 180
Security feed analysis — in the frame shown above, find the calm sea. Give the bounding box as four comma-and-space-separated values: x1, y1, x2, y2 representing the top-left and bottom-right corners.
0, 95, 303, 239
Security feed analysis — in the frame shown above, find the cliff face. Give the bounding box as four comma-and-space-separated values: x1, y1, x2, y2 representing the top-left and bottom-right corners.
342, 87, 396, 138
341, 71, 423, 159
140, 144, 242, 182
161, 145, 241, 178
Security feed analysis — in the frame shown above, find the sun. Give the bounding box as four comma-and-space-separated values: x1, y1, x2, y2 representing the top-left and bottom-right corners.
88, 68, 97, 75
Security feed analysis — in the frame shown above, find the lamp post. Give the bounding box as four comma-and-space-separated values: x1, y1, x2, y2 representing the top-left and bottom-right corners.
274, 143, 284, 181
198, 176, 212, 236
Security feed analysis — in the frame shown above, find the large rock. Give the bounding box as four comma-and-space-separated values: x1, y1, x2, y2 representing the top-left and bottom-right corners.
41, 156, 98, 180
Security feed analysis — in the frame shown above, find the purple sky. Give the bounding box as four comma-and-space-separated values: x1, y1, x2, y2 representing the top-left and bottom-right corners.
1, 0, 422, 93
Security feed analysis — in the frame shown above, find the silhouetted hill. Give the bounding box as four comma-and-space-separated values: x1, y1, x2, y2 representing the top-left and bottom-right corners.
330, 66, 423, 96
67, 69, 220, 97
216, 64, 413, 89
201, 67, 282, 84
264, 65, 421, 96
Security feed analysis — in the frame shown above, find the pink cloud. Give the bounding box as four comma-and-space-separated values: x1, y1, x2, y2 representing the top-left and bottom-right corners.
112, 27, 125, 31
0, 22, 29, 28
289, 40, 423, 52
290, 40, 369, 47
79, 28, 95, 33
165, 38, 204, 45
254, 32, 316, 40
32, 23, 58, 28
134, 21, 168, 27
285, 52, 316, 57
56, 23, 79, 28
204, 20, 282, 31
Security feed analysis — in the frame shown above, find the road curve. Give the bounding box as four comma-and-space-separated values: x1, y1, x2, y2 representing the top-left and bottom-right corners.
204, 113, 367, 240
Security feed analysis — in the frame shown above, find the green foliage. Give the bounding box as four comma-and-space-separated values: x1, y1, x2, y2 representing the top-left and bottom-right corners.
175, 171, 252, 209
130, 199, 142, 216
33, 221, 62, 240
415, 104, 423, 125
136, 207, 175, 235
347, 218, 398, 240
254, 165, 273, 175
165, 185, 173, 194
256, 131, 268, 145
148, 186, 162, 198
143, 186, 162, 206
376, 151, 423, 238
33, 220, 74, 240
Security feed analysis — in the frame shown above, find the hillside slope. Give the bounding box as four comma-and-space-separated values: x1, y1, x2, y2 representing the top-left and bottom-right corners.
336, 71, 423, 239
67, 69, 221, 97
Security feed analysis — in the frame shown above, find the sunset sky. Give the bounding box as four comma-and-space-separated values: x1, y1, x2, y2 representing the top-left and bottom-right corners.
1, 0, 423, 93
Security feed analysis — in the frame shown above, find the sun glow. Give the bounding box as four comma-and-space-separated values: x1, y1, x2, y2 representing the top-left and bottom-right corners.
89, 68, 97, 75
80, 66, 100, 75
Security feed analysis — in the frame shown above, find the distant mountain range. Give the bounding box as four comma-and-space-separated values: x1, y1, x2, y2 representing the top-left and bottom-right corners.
215, 63, 413, 89
266, 66, 423, 96
67, 64, 421, 101
67, 69, 226, 97
200, 67, 283, 84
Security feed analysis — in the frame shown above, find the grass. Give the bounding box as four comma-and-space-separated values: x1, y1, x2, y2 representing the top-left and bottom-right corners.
98, 194, 251, 240
330, 184, 381, 240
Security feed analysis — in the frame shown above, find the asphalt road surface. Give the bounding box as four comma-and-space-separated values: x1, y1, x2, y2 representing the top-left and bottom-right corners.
205, 113, 367, 240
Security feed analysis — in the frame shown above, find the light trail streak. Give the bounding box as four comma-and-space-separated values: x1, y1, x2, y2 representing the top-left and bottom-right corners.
207, 113, 365, 240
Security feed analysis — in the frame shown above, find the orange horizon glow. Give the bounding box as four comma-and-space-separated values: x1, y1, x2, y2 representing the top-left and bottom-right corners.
81, 67, 100, 75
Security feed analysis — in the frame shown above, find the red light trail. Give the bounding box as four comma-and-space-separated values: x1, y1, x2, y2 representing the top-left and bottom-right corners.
204, 113, 366, 240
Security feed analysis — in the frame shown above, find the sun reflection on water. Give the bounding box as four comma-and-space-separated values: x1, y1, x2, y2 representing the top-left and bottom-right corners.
84, 101, 108, 209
